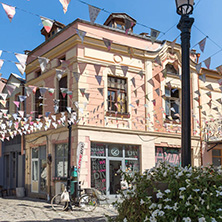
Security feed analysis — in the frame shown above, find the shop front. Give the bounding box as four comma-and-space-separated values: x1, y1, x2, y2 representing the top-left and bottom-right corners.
90, 142, 140, 196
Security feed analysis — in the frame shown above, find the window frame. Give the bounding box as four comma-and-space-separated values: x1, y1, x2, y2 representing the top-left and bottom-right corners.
35, 88, 43, 118
165, 87, 180, 122
58, 75, 68, 113
107, 76, 129, 117
212, 149, 222, 167
55, 143, 68, 178
166, 63, 179, 76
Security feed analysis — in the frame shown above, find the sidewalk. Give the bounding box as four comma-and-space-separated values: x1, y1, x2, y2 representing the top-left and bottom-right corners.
0, 197, 117, 222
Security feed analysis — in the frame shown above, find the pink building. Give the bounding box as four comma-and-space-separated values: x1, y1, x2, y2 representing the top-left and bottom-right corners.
24, 13, 201, 199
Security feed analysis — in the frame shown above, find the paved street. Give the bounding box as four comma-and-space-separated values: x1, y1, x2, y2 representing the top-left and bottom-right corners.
0, 197, 117, 222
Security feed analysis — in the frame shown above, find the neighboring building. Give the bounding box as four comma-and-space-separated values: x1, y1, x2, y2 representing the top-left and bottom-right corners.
0, 77, 7, 189
199, 68, 222, 167
0, 73, 25, 195
24, 13, 201, 199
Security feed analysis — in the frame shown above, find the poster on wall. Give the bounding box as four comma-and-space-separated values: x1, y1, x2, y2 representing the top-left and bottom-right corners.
76, 142, 85, 174
155, 147, 181, 166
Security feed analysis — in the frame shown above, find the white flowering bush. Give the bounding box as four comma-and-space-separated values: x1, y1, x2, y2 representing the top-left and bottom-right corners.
109, 163, 222, 222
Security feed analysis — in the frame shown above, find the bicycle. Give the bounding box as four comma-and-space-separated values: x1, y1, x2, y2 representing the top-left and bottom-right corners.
51, 184, 108, 212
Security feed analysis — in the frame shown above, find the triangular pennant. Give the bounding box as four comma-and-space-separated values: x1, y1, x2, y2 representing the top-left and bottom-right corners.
204, 57, 211, 69
136, 100, 139, 106
216, 65, 222, 75
45, 111, 51, 117
194, 97, 199, 102
18, 95, 27, 102
0, 60, 4, 70
205, 84, 214, 91
121, 66, 128, 77
60, 60, 70, 71
131, 77, 136, 88
194, 90, 201, 96
15, 53, 28, 67
109, 65, 116, 75
10, 82, 20, 88
145, 94, 149, 101
154, 55, 162, 66
18, 111, 24, 118
6, 84, 16, 96
198, 37, 207, 53
152, 99, 156, 106
48, 88, 55, 96
95, 75, 102, 85
76, 28, 86, 43
97, 88, 103, 96
78, 63, 87, 74
0, 93, 7, 100
199, 74, 206, 83
73, 72, 81, 83
155, 88, 160, 96
94, 64, 102, 75
103, 38, 112, 51
56, 69, 65, 81
39, 87, 48, 96
66, 107, 72, 113
38, 57, 50, 72
88, 5, 101, 23
85, 93, 90, 101
79, 88, 85, 96
206, 91, 212, 98
148, 78, 155, 87
170, 38, 177, 54
13, 101, 20, 108
1, 3, 16, 22
216, 98, 222, 105
154, 73, 161, 83
0, 100, 6, 107
125, 18, 134, 35
141, 84, 145, 93
150, 28, 160, 44
133, 89, 137, 97
218, 78, 222, 86
195, 63, 202, 74
213, 107, 219, 112
15, 63, 26, 75
59, 0, 71, 14
28, 85, 37, 94
40, 16, 53, 33
207, 99, 212, 108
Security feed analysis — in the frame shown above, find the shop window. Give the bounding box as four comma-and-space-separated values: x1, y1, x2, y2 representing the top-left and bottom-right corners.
55, 144, 68, 177
166, 63, 178, 75
165, 87, 180, 120
107, 76, 127, 114
90, 142, 140, 195
35, 89, 43, 118
59, 76, 67, 113
91, 143, 106, 157
212, 149, 222, 167
155, 147, 181, 166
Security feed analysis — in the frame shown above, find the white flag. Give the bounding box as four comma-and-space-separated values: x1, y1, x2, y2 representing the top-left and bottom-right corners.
38, 57, 50, 72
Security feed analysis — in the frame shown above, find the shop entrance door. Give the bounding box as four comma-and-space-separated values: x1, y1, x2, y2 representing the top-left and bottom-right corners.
109, 160, 122, 195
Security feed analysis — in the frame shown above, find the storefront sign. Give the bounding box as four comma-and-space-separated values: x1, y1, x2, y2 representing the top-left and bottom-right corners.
77, 142, 85, 173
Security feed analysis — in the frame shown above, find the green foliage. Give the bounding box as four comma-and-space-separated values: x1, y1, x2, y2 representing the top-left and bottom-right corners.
109, 163, 222, 222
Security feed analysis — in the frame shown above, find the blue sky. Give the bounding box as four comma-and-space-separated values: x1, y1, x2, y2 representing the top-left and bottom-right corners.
0, 0, 221, 79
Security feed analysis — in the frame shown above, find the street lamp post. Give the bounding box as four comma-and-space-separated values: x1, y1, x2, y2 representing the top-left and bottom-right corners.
175, 0, 194, 167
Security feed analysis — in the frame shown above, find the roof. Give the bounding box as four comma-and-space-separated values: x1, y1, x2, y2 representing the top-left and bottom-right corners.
103, 13, 137, 27
27, 17, 164, 61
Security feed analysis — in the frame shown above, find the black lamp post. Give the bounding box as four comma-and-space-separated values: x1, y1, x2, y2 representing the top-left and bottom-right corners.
175, 0, 194, 167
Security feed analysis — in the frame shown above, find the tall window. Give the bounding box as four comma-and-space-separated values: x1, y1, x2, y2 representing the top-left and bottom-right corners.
212, 149, 222, 167
165, 87, 180, 120
59, 76, 67, 113
35, 89, 43, 118
55, 144, 68, 177
107, 76, 127, 113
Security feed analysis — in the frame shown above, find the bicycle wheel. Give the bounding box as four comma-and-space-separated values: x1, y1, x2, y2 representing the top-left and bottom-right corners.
51, 194, 68, 211
79, 194, 97, 212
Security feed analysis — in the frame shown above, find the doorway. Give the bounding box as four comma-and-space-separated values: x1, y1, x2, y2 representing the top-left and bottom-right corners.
109, 160, 121, 195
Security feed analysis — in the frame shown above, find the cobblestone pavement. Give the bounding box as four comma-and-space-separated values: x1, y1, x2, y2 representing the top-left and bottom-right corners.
0, 197, 117, 222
